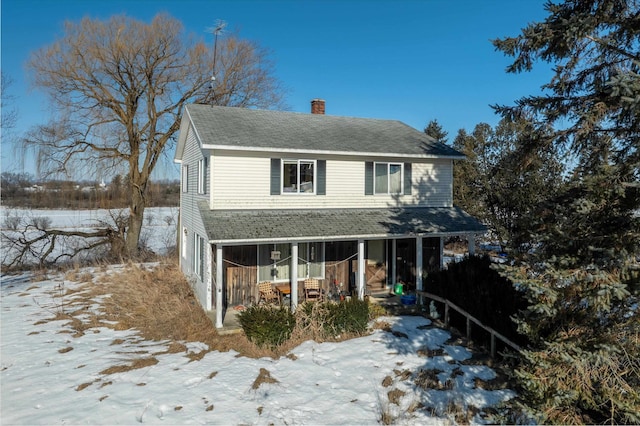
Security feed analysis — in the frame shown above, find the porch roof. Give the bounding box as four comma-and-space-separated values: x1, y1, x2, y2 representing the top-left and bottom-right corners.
198, 202, 487, 245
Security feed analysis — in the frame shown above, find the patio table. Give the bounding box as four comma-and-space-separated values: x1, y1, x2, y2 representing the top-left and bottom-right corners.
275, 283, 291, 303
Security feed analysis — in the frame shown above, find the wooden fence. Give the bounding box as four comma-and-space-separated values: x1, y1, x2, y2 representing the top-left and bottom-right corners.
225, 265, 257, 305
417, 290, 521, 357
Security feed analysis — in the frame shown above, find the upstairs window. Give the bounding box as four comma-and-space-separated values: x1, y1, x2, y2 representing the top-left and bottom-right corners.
365, 162, 411, 196
197, 158, 207, 194
283, 159, 315, 194
182, 165, 189, 192
375, 162, 403, 194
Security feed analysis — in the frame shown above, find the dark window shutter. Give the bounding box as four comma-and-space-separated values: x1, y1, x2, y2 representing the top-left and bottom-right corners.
270, 158, 281, 195
365, 162, 373, 195
317, 160, 326, 195
404, 163, 412, 195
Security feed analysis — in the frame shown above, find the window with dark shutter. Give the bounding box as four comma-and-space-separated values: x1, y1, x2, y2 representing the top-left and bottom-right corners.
317, 160, 326, 195
365, 162, 374, 195
404, 162, 412, 195
270, 158, 281, 195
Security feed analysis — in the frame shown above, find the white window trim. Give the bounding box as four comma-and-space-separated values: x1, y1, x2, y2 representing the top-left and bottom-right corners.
194, 234, 205, 279
374, 162, 403, 195
281, 159, 316, 195
182, 165, 189, 193
197, 158, 206, 194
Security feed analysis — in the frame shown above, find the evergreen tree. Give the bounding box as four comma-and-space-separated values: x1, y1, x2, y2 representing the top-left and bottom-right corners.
423, 119, 449, 144
451, 118, 562, 251
493, 0, 640, 422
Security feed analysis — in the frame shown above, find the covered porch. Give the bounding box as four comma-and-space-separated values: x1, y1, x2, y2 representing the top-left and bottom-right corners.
198, 203, 486, 328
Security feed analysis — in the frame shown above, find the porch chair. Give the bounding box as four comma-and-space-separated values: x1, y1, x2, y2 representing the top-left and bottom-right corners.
304, 278, 322, 302
258, 281, 279, 304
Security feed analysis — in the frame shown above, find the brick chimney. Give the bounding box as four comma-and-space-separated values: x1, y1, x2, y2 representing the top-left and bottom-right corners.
311, 99, 325, 115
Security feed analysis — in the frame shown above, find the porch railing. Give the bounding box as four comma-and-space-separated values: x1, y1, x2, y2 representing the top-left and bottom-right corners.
417, 290, 522, 357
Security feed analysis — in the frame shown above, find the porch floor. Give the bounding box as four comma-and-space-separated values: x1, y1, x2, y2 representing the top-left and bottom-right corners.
206, 309, 243, 335
368, 292, 426, 316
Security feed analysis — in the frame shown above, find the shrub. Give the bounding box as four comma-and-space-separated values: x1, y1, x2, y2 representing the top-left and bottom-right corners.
324, 297, 370, 336
238, 304, 295, 349
31, 216, 52, 230
3, 214, 21, 230
297, 298, 370, 338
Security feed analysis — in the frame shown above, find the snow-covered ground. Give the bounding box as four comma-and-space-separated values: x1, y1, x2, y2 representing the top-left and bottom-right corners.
1, 266, 515, 425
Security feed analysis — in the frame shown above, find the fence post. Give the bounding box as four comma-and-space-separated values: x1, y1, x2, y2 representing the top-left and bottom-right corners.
466, 317, 471, 340
444, 303, 450, 326
491, 333, 496, 357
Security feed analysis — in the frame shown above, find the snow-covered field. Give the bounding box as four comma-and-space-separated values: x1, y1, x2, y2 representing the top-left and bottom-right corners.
1, 265, 515, 425
1, 207, 179, 263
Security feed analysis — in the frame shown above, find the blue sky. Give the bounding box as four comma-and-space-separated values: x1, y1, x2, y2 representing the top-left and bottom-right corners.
1, 0, 551, 179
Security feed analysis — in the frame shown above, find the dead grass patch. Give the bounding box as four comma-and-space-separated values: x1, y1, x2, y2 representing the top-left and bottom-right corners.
387, 388, 406, 405
382, 375, 393, 387
99, 395, 108, 402
393, 369, 412, 381
186, 350, 208, 362
99, 357, 159, 375
417, 347, 445, 357
414, 368, 445, 390
252, 368, 279, 389
58, 346, 73, 353
76, 382, 92, 391
208, 371, 218, 379
64, 268, 94, 283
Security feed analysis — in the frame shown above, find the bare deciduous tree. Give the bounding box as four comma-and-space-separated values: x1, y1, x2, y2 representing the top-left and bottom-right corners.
1, 72, 18, 131
20, 13, 286, 261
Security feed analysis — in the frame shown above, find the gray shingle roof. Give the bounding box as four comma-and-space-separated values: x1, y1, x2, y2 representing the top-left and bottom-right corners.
199, 202, 487, 244
186, 104, 463, 158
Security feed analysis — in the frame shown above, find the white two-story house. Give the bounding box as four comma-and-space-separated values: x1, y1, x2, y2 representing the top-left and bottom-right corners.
175, 100, 485, 328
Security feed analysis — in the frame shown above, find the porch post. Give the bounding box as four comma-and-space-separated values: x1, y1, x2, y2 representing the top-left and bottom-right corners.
416, 236, 423, 292
357, 239, 365, 299
206, 244, 213, 311
215, 245, 223, 329
391, 239, 397, 285
291, 242, 298, 311
439, 237, 444, 269
468, 233, 476, 256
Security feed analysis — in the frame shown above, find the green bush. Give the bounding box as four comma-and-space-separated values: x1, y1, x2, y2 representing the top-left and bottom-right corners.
296, 298, 371, 340
238, 304, 295, 349
326, 297, 369, 336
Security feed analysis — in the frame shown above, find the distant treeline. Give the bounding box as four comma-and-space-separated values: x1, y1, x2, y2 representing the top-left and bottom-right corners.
1, 172, 179, 209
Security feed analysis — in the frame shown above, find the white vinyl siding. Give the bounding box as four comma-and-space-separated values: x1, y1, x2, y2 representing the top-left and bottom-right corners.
211, 152, 453, 209
178, 123, 210, 307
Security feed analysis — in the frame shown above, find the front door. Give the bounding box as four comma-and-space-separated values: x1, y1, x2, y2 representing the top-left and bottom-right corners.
395, 238, 416, 290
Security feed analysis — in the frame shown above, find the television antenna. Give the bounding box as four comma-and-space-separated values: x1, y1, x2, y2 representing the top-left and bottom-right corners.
206, 20, 226, 105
